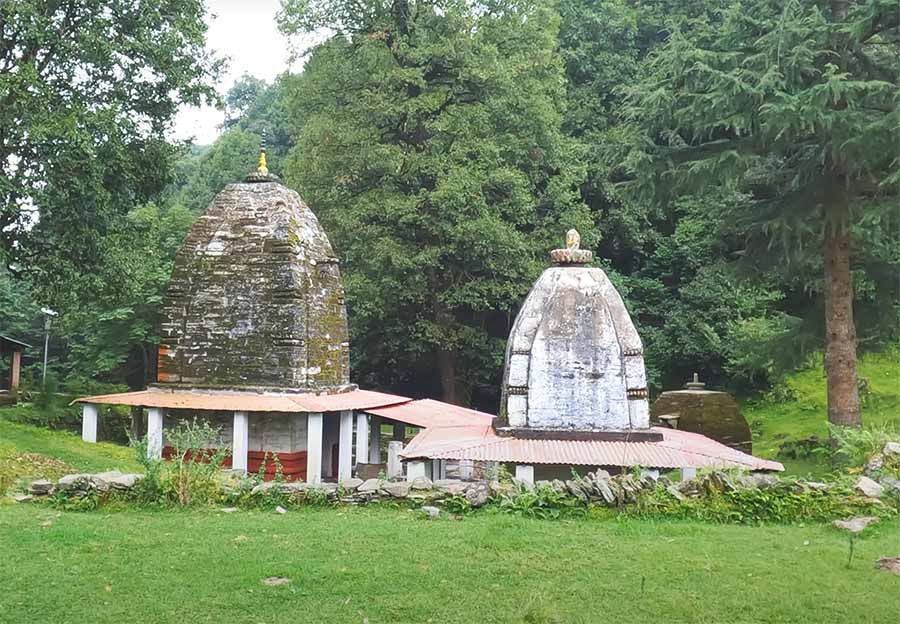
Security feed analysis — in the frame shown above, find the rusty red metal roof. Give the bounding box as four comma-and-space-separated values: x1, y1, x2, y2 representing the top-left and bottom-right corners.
401, 425, 783, 471
365, 399, 495, 428
72, 388, 410, 413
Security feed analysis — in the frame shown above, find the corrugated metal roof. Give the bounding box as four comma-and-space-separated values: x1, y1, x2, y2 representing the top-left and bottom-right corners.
365, 399, 495, 428
0, 335, 31, 349
72, 388, 410, 414
401, 425, 784, 471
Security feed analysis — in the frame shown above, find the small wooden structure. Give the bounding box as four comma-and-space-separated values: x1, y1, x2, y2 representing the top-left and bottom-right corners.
0, 334, 28, 405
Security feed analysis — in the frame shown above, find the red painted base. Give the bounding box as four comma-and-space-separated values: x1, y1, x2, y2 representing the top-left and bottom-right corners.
162, 447, 308, 482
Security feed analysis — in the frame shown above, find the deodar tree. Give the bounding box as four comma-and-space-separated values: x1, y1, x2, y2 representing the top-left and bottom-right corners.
278, 0, 586, 405
615, 0, 900, 427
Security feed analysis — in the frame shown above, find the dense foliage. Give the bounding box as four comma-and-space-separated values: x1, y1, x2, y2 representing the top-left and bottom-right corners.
1, 0, 897, 419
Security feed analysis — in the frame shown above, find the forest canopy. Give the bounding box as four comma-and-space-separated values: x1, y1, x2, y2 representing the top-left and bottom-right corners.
2, 0, 898, 421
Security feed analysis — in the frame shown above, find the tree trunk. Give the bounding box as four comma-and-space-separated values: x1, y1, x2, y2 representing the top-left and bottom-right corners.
823, 219, 861, 427
436, 347, 460, 405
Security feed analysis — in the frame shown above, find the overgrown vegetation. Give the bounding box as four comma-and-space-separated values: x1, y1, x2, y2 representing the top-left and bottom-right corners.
746, 346, 900, 475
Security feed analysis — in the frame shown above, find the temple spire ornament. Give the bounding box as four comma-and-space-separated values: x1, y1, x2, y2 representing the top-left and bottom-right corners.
245, 130, 279, 183
550, 228, 592, 264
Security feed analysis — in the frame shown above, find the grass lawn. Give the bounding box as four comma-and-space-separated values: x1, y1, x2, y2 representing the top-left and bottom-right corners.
0, 504, 897, 624
0, 419, 141, 488
744, 347, 900, 477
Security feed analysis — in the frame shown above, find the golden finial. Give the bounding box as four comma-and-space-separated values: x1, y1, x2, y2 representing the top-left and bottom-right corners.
257, 132, 269, 176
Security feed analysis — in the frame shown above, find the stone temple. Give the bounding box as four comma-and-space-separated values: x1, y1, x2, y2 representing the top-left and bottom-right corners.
75, 145, 491, 482
497, 229, 649, 433
76, 145, 780, 484
402, 232, 782, 481
156, 167, 350, 391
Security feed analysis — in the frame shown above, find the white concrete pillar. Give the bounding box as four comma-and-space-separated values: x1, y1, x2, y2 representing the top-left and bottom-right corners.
407, 460, 427, 481
387, 440, 404, 479
306, 412, 323, 484
232, 411, 249, 473
368, 416, 382, 463
515, 464, 534, 485
147, 407, 164, 459
681, 467, 697, 481
355, 412, 369, 468
641, 469, 660, 480
81, 404, 98, 443
458, 459, 474, 480
338, 410, 353, 481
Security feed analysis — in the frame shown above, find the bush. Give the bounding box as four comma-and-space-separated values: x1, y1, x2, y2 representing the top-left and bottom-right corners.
163, 418, 230, 506
830, 423, 900, 471
496, 482, 586, 520
629, 477, 894, 524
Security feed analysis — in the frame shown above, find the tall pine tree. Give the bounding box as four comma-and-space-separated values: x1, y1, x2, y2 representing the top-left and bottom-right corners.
615, 0, 900, 427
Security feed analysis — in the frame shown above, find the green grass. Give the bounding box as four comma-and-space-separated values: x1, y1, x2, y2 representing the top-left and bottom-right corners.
0, 418, 141, 485
0, 504, 897, 624
744, 346, 900, 477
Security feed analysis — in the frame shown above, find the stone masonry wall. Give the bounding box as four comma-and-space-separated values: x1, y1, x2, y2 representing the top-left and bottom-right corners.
158, 182, 350, 390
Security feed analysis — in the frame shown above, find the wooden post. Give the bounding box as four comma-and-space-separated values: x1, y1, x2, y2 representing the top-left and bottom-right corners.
10, 349, 21, 393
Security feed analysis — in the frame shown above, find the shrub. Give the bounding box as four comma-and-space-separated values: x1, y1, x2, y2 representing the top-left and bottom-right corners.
166, 418, 229, 506
496, 482, 586, 520
629, 478, 894, 524
830, 423, 900, 471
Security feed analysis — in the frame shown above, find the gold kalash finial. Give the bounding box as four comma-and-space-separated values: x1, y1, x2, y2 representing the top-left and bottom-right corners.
257, 133, 269, 176
245, 130, 279, 183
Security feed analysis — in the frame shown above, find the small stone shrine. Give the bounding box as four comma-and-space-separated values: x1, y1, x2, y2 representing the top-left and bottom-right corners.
651, 373, 753, 454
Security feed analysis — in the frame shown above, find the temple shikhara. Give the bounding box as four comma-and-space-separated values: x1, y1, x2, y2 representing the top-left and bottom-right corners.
75, 146, 781, 483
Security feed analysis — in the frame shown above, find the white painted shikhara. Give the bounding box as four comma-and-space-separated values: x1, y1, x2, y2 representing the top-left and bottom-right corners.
500, 266, 650, 432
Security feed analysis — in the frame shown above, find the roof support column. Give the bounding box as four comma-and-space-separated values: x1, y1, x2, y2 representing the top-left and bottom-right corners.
368, 416, 382, 463
306, 412, 323, 484
147, 407, 164, 459
355, 412, 368, 471
232, 411, 248, 473
392, 422, 405, 442
515, 464, 534, 485
407, 460, 427, 481
387, 440, 404, 479
81, 404, 97, 443
681, 467, 696, 481
338, 410, 353, 481
10, 349, 21, 393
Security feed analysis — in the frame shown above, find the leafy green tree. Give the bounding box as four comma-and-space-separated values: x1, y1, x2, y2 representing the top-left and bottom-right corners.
0, 0, 222, 270
223, 73, 268, 128
615, 0, 900, 426
278, 0, 587, 405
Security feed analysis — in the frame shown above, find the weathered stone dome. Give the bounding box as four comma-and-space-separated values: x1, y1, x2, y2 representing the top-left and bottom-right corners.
157, 179, 350, 391
497, 231, 649, 433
